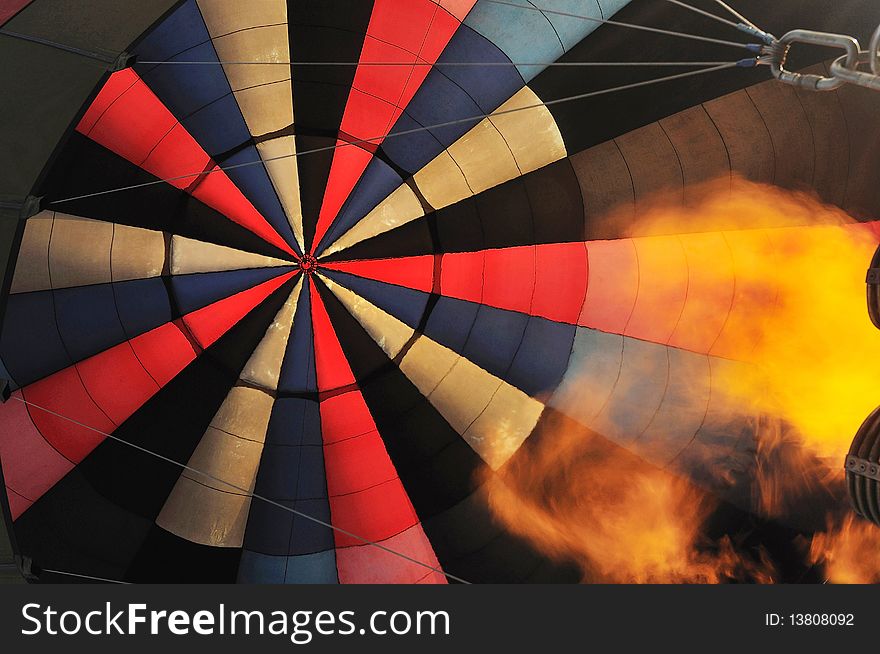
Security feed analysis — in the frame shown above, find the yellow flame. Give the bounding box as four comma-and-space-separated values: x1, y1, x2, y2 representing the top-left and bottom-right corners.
485, 177, 880, 583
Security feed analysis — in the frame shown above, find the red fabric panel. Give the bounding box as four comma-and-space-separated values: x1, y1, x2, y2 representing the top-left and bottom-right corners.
482, 246, 536, 315
580, 239, 639, 333
310, 283, 356, 391
324, 255, 434, 292
183, 271, 297, 349
311, 0, 472, 253
531, 243, 588, 324
0, 392, 73, 517
22, 367, 115, 463
0, 0, 33, 26
6, 488, 31, 521
320, 389, 400, 499
319, 390, 374, 444
336, 522, 446, 584
328, 478, 418, 547
129, 323, 198, 386
75, 342, 160, 425
439, 251, 484, 303
625, 236, 688, 344
77, 70, 294, 256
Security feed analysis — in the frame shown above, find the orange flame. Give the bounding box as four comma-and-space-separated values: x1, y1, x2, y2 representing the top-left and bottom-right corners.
485, 415, 775, 583
486, 177, 880, 583
810, 515, 880, 583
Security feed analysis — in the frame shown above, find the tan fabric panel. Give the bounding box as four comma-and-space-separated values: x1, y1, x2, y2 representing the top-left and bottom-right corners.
703, 89, 775, 185
155, 477, 252, 548
234, 81, 293, 137
488, 86, 566, 174
110, 223, 166, 282
464, 382, 543, 470
48, 214, 113, 288
239, 277, 302, 391
257, 136, 304, 251
746, 81, 814, 190
415, 86, 564, 207
196, 0, 287, 37
10, 211, 52, 293
170, 235, 290, 274
413, 151, 473, 213
419, 121, 520, 206
323, 275, 542, 469
207, 25, 290, 92
398, 336, 459, 397
156, 386, 274, 547
321, 184, 424, 257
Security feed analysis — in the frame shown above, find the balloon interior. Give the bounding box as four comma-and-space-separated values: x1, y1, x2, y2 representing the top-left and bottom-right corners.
1, 0, 880, 584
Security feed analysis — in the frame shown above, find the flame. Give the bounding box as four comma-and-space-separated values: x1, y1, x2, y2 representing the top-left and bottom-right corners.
626, 177, 880, 463
810, 515, 880, 583
485, 177, 880, 583
485, 415, 775, 583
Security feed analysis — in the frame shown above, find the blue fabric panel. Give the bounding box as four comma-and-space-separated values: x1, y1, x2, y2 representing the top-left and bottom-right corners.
181, 93, 251, 156
434, 24, 524, 111
224, 147, 301, 254
380, 112, 444, 175
460, 305, 529, 378
381, 25, 521, 175
505, 317, 576, 396
255, 444, 327, 501
0, 292, 69, 387
283, 550, 338, 584
113, 277, 173, 337
278, 279, 318, 394
289, 498, 335, 555
237, 550, 287, 583
133, 0, 209, 63
315, 158, 403, 254
53, 284, 127, 362
388, 72, 482, 165
171, 267, 293, 315
423, 296, 480, 353
138, 42, 231, 122
324, 270, 428, 329
265, 397, 322, 447
242, 499, 294, 556
238, 550, 338, 584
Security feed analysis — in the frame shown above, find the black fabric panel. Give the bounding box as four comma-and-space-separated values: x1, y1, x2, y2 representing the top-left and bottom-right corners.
125, 525, 241, 583
40, 134, 293, 260
288, 0, 374, 252
530, 0, 880, 156
12, 277, 295, 581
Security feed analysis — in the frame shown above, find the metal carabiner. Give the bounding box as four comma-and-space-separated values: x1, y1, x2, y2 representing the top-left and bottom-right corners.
770, 29, 860, 91
827, 24, 880, 92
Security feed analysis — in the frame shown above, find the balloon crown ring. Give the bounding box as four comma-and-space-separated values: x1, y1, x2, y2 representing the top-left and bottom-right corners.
298, 254, 319, 275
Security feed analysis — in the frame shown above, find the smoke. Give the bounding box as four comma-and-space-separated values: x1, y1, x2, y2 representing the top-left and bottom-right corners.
485, 177, 880, 583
